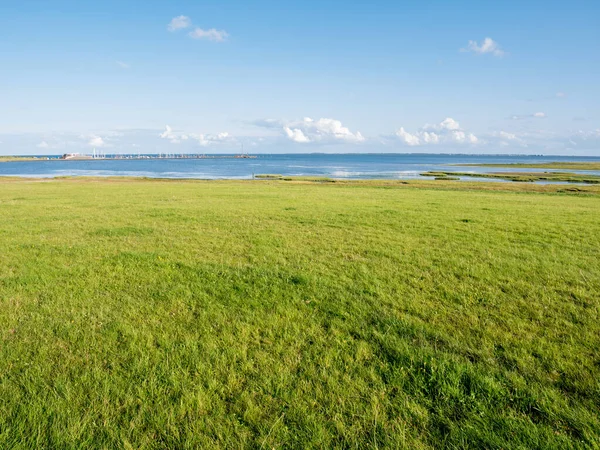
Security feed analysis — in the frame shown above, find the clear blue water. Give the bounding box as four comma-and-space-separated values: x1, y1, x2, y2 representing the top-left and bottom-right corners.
1, 154, 599, 181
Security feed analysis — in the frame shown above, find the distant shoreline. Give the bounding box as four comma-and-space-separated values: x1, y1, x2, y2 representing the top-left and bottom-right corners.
455, 162, 600, 170
61, 153, 257, 161
0, 154, 256, 162
0, 156, 51, 162
2, 153, 600, 160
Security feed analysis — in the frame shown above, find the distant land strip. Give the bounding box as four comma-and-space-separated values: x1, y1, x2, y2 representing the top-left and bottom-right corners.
0, 154, 256, 162
423, 170, 600, 184
455, 162, 600, 170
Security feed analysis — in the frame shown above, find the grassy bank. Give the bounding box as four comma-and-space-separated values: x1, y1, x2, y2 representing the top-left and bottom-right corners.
456, 162, 600, 171
0, 156, 44, 163
1, 178, 599, 448
423, 170, 600, 184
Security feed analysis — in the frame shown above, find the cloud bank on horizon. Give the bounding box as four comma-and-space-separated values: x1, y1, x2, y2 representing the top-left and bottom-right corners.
0, 1, 598, 155
6, 122, 597, 156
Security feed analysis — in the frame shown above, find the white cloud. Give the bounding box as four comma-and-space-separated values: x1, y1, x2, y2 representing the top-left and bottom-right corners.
497, 131, 518, 140
439, 117, 460, 131
159, 126, 233, 146
4, 126, 600, 156
489, 131, 528, 147
516, 128, 600, 151
421, 131, 440, 144
419, 118, 461, 133
453, 131, 479, 144
88, 135, 106, 147
160, 125, 175, 141
168, 15, 229, 42
575, 129, 600, 139
255, 117, 364, 144
284, 127, 310, 143
36, 141, 49, 149
395, 127, 421, 146
194, 132, 233, 147
189, 27, 229, 42
168, 15, 192, 32
510, 112, 548, 120
116, 61, 130, 69
556, 92, 567, 98
159, 125, 188, 144
462, 37, 505, 57
394, 118, 479, 147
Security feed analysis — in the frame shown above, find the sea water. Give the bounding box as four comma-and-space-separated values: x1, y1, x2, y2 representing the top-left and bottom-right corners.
1, 154, 599, 180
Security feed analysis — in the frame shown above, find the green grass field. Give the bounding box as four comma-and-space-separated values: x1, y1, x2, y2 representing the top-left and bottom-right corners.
1, 178, 599, 448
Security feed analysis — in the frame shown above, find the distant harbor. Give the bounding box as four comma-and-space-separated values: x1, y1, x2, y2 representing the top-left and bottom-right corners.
61, 152, 256, 160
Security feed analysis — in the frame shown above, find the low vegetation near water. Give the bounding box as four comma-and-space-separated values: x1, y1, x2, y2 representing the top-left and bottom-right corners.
1, 178, 599, 448
457, 162, 600, 171
0, 156, 43, 162
423, 170, 600, 184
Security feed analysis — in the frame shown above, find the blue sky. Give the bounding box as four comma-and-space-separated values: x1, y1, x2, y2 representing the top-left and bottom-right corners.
0, 0, 598, 154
